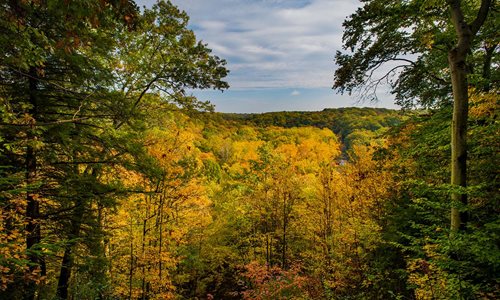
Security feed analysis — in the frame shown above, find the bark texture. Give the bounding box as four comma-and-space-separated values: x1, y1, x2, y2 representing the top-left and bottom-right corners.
447, 0, 491, 231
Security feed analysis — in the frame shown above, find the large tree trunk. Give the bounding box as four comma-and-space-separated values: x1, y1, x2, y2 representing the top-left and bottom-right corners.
449, 49, 469, 231
447, 0, 491, 231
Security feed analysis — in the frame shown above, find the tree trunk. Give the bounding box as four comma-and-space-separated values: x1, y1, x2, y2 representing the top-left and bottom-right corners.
482, 45, 496, 92
141, 194, 149, 300
56, 246, 73, 300
282, 193, 287, 269
56, 200, 85, 300
447, 0, 492, 233
129, 218, 134, 300
449, 48, 469, 232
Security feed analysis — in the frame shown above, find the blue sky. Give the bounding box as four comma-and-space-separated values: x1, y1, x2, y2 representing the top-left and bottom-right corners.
136, 0, 399, 112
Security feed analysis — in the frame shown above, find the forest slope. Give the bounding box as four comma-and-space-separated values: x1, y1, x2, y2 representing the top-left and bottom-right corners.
220, 107, 402, 151
0, 0, 497, 299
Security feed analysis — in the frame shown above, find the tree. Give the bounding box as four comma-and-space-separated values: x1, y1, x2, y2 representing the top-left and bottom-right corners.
447, 0, 492, 231
0, 1, 228, 299
333, 0, 497, 231
382, 95, 499, 298
1, 1, 139, 298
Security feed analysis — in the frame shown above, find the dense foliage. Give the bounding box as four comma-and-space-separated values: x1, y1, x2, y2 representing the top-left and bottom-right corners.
221, 108, 402, 153
0, 1, 227, 299
0, 0, 498, 299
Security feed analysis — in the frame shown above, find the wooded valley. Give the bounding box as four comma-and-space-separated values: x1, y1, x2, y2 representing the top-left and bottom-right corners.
0, 0, 498, 299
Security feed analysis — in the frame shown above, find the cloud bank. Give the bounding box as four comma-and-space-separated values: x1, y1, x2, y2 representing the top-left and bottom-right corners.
167, 0, 360, 89
136, 0, 400, 112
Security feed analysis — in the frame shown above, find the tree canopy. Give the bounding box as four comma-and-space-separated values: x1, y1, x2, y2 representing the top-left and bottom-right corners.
0, 0, 498, 299
334, 0, 498, 108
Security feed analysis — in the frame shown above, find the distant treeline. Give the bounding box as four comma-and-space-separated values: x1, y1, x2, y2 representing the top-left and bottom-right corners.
220, 107, 403, 151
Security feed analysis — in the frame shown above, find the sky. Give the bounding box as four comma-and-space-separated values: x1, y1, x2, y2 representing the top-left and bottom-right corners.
136, 0, 399, 113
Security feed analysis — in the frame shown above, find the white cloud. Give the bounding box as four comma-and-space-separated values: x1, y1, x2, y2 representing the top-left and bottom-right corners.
198, 20, 227, 31
134, 0, 400, 111
164, 0, 360, 89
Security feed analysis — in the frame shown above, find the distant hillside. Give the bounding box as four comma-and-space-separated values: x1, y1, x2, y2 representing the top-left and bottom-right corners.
220, 107, 403, 151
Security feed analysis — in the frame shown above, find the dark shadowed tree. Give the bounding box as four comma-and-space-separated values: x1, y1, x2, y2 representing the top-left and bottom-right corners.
0, 1, 228, 299
333, 0, 497, 231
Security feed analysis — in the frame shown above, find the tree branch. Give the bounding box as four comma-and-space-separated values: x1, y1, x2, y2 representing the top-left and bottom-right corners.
0, 117, 92, 127
471, 0, 492, 35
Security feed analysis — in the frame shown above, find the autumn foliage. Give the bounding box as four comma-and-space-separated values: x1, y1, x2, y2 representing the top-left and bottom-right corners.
0, 0, 498, 299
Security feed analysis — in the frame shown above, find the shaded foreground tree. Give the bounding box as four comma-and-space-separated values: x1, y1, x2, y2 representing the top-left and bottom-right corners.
1, 1, 140, 298
0, 0, 227, 299
381, 93, 499, 298
333, 0, 497, 231
446, 0, 492, 231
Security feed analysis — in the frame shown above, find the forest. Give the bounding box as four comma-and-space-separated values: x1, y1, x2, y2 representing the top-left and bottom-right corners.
0, 0, 498, 299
